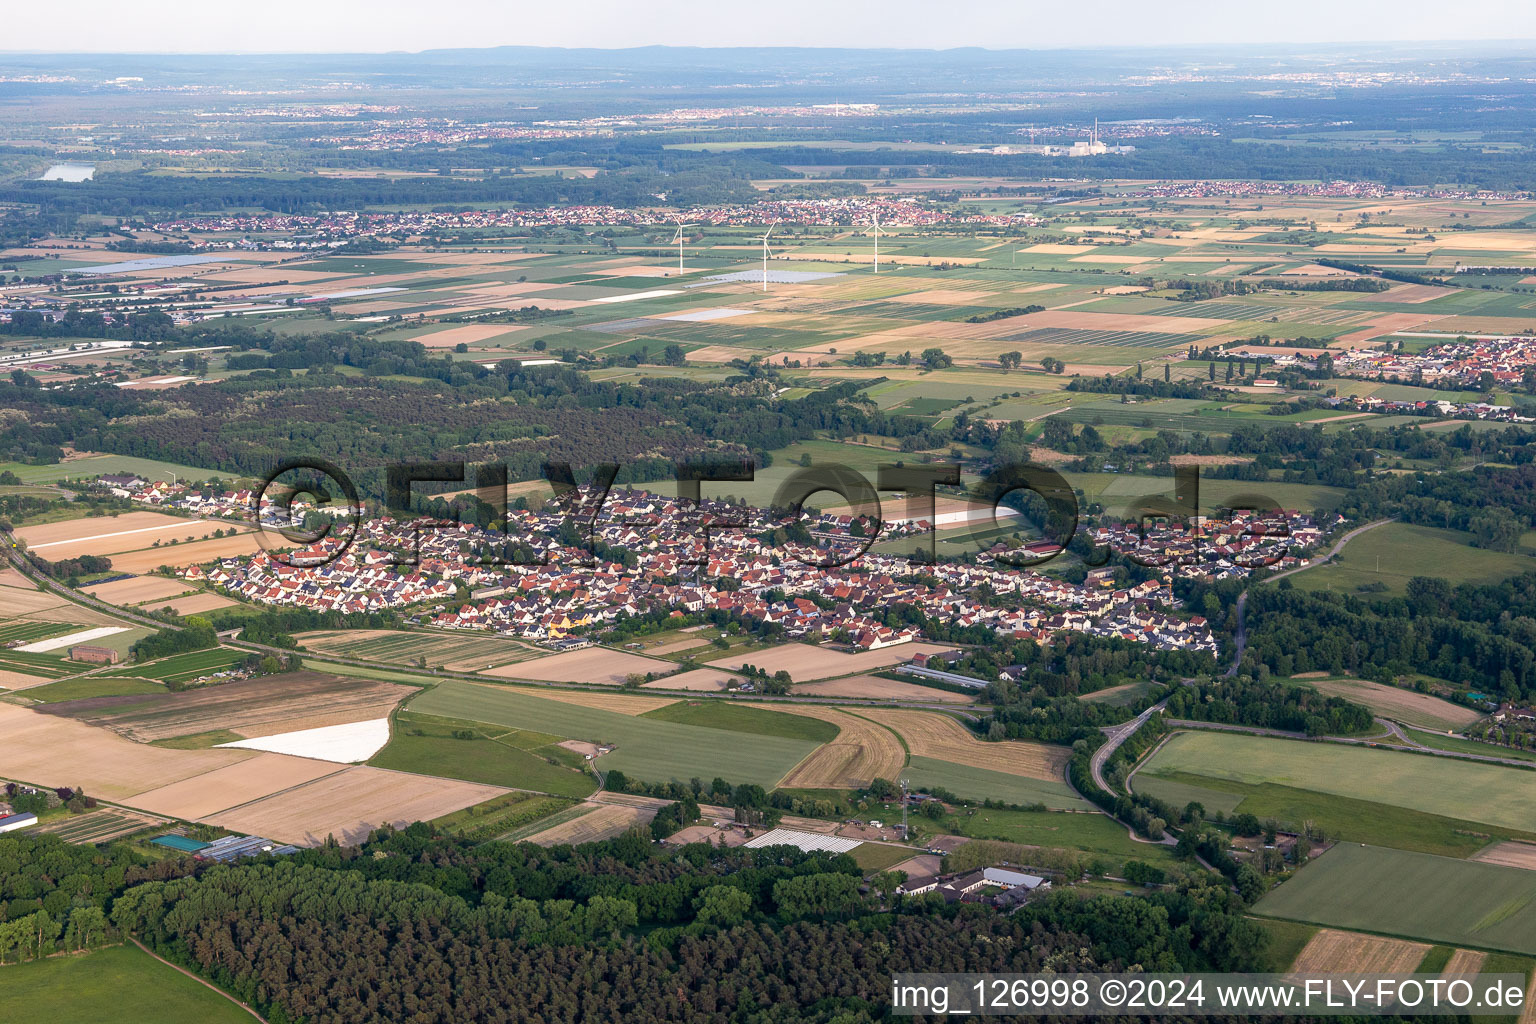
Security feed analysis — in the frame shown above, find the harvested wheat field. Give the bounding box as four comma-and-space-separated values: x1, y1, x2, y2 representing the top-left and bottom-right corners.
485, 646, 673, 685
0, 582, 120, 625
15, 512, 248, 559
792, 675, 974, 703
1471, 841, 1536, 871
1289, 929, 1430, 975
1442, 949, 1487, 975
39, 672, 415, 742
0, 702, 252, 800
1333, 313, 1446, 346
0, 567, 35, 589
139, 591, 238, 615
645, 667, 743, 691
525, 803, 653, 846
412, 323, 525, 348
207, 765, 508, 846
1299, 677, 1481, 731
130, 752, 347, 820
496, 684, 678, 716
709, 641, 949, 682
764, 706, 905, 789
81, 575, 192, 605
858, 708, 1068, 781
108, 533, 262, 573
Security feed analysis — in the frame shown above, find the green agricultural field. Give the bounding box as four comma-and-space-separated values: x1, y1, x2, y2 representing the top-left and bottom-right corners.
105, 647, 244, 685
943, 806, 1178, 864
0, 943, 256, 1023
298, 629, 541, 670
1141, 732, 1536, 835
1254, 844, 1536, 955
640, 700, 840, 742
430, 791, 579, 842
849, 843, 919, 872
1065, 472, 1346, 515
150, 729, 244, 749
370, 711, 597, 798
1137, 769, 1536, 858
902, 755, 1085, 810
0, 621, 75, 646
21, 676, 166, 703
0, 455, 234, 486
0, 650, 75, 679
1253, 919, 1320, 972
1136, 733, 1536, 853
1288, 523, 1535, 596
1130, 772, 1246, 816
405, 681, 823, 786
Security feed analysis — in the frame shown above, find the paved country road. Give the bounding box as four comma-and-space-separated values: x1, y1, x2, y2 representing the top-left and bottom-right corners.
1226, 518, 1394, 677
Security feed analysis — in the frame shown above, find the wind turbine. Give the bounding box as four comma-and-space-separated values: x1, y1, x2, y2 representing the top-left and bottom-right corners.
759, 220, 777, 293
671, 218, 693, 275
870, 211, 882, 274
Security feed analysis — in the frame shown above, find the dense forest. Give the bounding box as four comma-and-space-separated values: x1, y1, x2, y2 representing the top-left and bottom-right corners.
0, 823, 1283, 1024
0, 332, 932, 498
1238, 573, 1536, 701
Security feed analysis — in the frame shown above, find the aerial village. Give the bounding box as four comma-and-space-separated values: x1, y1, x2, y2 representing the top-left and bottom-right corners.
78, 474, 1346, 677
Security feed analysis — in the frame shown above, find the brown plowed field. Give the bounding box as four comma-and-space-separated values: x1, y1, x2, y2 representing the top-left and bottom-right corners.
206, 765, 507, 846
792, 675, 974, 703
81, 575, 193, 605
109, 534, 262, 573
644, 668, 742, 691
857, 708, 1068, 781
130, 752, 346, 819
139, 592, 237, 615
15, 512, 252, 560
708, 641, 949, 683
0, 702, 253, 799
38, 672, 414, 742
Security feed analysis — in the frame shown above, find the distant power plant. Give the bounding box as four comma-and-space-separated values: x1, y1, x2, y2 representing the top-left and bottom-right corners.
960, 118, 1135, 157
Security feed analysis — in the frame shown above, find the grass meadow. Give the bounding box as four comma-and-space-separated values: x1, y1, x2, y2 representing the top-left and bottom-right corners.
0, 944, 255, 1024
405, 681, 823, 786
1140, 731, 1536, 835
1254, 844, 1536, 955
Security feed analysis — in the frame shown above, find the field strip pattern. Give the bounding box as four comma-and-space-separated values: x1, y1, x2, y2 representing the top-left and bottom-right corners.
407, 680, 818, 785
0, 702, 256, 800
856, 707, 1069, 781
523, 803, 653, 845
1141, 731, 1536, 833
129, 753, 351, 820
202, 764, 509, 846
1289, 928, 1429, 975
755, 704, 905, 789
1255, 844, 1536, 955
1472, 842, 1536, 871
488, 684, 680, 715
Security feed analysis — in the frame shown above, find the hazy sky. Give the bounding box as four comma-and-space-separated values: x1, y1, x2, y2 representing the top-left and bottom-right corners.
6, 0, 1536, 54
